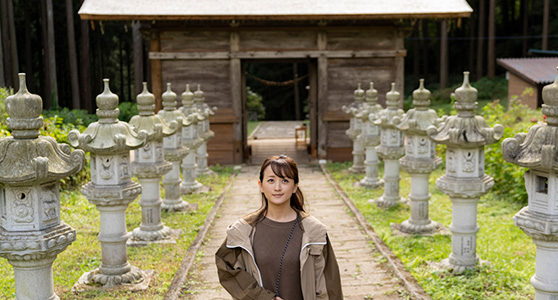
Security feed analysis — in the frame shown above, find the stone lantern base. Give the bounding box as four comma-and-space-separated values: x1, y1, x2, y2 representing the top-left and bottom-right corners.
72, 267, 154, 292
394, 219, 445, 235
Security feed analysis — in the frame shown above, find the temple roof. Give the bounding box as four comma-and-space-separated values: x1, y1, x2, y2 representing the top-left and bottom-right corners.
79, 0, 472, 21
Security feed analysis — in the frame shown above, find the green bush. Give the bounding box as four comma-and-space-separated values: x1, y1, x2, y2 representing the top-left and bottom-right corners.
481, 98, 541, 205
246, 87, 265, 121
118, 101, 138, 123
42, 107, 98, 127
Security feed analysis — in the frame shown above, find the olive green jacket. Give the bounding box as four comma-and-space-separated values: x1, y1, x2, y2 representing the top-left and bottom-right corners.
215, 212, 343, 300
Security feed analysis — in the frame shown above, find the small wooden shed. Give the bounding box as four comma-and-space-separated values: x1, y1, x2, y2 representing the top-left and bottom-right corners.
497, 58, 558, 109
79, 0, 472, 164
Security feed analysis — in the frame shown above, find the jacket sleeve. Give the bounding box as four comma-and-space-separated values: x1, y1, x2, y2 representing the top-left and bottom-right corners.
323, 234, 343, 300
215, 238, 276, 300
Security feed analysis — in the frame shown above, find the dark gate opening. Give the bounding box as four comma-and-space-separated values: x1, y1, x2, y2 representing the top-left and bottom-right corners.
242, 60, 316, 165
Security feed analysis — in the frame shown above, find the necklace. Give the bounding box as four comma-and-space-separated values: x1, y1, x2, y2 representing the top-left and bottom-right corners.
275, 215, 298, 298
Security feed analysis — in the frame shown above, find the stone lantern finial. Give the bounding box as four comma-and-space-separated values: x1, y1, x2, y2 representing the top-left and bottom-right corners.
137, 82, 156, 116
162, 83, 178, 111
412, 79, 431, 109
386, 82, 400, 108
6, 74, 43, 139
354, 83, 365, 103
96, 79, 121, 123
365, 82, 378, 104
182, 84, 195, 107
502, 67, 558, 299
194, 84, 204, 104
454, 72, 478, 117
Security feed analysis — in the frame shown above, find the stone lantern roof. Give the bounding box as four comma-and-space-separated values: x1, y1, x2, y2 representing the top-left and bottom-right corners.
0, 74, 84, 184
68, 79, 146, 154
130, 82, 178, 141
398, 79, 439, 135
502, 68, 558, 170
428, 72, 503, 147
375, 83, 404, 129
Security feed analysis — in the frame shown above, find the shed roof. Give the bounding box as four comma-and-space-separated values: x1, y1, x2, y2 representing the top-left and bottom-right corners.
497, 58, 558, 85
78, 0, 472, 21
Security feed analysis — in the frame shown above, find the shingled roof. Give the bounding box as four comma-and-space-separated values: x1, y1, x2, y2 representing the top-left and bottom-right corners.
79, 0, 472, 21
497, 58, 558, 85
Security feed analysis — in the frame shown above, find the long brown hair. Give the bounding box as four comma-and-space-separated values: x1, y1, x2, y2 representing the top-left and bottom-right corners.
252, 155, 305, 224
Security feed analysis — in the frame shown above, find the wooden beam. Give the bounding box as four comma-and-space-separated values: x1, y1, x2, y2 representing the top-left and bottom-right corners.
149, 49, 407, 60
150, 30, 163, 111
395, 30, 406, 106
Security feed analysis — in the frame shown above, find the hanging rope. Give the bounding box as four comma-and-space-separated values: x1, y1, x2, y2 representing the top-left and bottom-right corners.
246, 73, 309, 87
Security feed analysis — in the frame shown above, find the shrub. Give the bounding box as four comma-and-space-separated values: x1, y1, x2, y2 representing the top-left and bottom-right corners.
118, 101, 138, 123
481, 98, 540, 205
42, 107, 98, 127
246, 87, 265, 121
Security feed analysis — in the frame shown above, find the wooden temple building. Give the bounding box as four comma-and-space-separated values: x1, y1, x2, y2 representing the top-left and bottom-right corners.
79, 0, 472, 164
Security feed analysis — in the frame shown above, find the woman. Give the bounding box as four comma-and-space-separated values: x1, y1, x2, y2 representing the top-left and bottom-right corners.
215, 155, 343, 300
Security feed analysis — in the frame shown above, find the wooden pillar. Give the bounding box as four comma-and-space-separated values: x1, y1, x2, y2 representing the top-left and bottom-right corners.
133, 21, 144, 97
150, 30, 162, 111
317, 31, 328, 159
230, 31, 243, 163
487, 0, 496, 78
309, 60, 318, 158
439, 20, 448, 91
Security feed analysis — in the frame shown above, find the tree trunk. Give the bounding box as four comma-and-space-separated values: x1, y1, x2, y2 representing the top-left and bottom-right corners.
487, 0, 495, 78
468, 6, 476, 73
7, 0, 18, 87
1, 0, 13, 88
476, 0, 485, 80
413, 21, 419, 78
46, 0, 58, 108
24, 1, 33, 89
439, 20, 448, 91
421, 20, 429, 78
119, 31, 124, 99
133, 21, 143, 97
80, 1, 92, 112
66, 0, 80, 109
126, 34, 131, 101
0, 7, 5, 88
542, 0, 549, 50
41, 0, 51, 107
521, 0, 528, 56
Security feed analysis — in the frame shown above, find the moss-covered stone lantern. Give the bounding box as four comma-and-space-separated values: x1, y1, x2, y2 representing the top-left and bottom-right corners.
180, 85, 205, 194
502, 68, 558, 299
0, 74, 85, 300
343, 84, 366, 173
193, 85, 216, 176
358, 82, 383, 189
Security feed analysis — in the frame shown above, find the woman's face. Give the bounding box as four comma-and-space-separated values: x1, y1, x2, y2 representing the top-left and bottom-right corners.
259, 165, 298, 208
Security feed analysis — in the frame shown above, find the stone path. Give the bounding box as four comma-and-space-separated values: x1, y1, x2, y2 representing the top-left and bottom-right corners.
180, 165, 412, 299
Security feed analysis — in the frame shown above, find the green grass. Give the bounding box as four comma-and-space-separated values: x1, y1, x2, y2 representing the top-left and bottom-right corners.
0, 165, 234, 300
326, 162, 535, 300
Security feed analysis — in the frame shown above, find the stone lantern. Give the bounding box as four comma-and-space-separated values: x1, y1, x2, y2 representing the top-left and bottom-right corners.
502, 69, 558, 299
343, 84, 366, 173
358, 82, 383, 188
157, 83, 192, 212
193, 85, 216, 176
180, 84, 205, 194
68, 79, 152, 289
396, 79, 443, 234
0, 74, 85, 300
129, 83, 179, 244
428, 72, 503, 273
372, 83, 405, 207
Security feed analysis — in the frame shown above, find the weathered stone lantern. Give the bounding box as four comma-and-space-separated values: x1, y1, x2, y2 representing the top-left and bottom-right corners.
180, 85, 204, 194
68, 79, 152, 289
372, 83, 405, 207
358, 82, 383, 188
396, 79, 443, 234
502, 69, 558, 299
193, 85, 216, 176
129, 83, 179, 244
343, 84, 366, 173
157, 83, 192, 212
0, 74, 85, 299
428, 72, 503, 273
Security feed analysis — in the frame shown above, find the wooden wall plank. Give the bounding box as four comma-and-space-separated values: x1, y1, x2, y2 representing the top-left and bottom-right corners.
161, 31, 230, 52
239, 30, 317, 51
327, 29, 396, 50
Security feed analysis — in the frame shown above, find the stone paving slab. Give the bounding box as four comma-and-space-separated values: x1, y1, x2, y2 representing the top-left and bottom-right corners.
179, 165, 414, 300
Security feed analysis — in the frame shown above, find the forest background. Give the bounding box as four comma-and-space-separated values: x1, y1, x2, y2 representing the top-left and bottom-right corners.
0, 0, 556, 119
